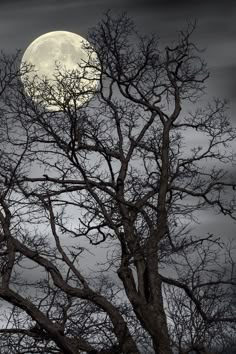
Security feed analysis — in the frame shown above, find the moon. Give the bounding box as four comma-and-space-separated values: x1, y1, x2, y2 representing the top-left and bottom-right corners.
20, 31, 99, 111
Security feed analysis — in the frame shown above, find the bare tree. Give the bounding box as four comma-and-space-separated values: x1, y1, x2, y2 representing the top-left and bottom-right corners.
0, 12, 235, 354
164, 238, 236, 353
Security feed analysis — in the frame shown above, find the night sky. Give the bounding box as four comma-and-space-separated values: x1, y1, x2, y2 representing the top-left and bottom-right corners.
1, 0, 236, 110
0, 0, 235, 251
0, 0, 235, 108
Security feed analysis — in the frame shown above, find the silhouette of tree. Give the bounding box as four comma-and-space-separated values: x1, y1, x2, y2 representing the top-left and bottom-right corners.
0, 13, 235, 354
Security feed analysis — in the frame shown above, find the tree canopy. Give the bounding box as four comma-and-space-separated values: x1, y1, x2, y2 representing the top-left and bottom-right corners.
0, 13, 235, 354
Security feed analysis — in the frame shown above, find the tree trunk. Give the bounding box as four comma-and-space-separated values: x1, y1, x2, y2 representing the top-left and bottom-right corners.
118, 266, 172, 354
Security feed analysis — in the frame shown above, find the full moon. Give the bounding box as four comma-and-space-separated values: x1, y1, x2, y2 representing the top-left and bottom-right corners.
20, 31, 99, 111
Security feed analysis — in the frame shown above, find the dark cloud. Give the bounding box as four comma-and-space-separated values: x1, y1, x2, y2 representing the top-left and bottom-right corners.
206, 65, 236, 122
122, 0, 235, 13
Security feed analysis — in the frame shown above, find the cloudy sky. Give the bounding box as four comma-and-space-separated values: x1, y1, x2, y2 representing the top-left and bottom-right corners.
1, 0, 236, 108
0, 0, 235, 242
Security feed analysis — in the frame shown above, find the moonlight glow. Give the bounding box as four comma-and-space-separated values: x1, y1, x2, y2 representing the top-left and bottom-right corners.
20, 31, 99, 111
